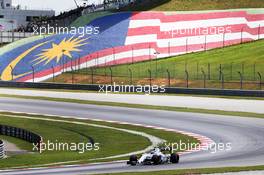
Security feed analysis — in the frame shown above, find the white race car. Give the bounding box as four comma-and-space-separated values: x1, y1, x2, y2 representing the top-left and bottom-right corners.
127, 148, 179, 166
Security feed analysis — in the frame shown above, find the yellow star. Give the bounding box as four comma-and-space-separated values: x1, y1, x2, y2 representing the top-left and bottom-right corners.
33, 36, 88, 65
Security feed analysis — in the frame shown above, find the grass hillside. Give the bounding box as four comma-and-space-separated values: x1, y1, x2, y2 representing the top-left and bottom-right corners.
71, 11, 113, 27
51, 40, 264, 90
120, 0, 264, 11
85, 39, 264, 81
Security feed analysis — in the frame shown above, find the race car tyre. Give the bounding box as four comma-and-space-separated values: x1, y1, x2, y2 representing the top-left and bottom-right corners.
152, 155, 161, 165
170, 153, 179, 163
129, 155, 138, 166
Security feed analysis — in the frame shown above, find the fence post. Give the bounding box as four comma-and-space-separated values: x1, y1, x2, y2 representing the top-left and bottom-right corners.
219, 64, 222, 80
185, 59, 188, 73
51, 66, 55, 83
131, 46, 134, 64
204, 35, 207, 51
223, 32, 225, 47
174, 62, 177, 79
71, 65, 74, 84
241, 63, 244, 77
75, 59, 78, 71
185, 38, 188, 53
230, 62, 233, 80
91, 68, 94, 84
85, 57, 89, 82
220, 71, 224, 89
156, 56, 158, 78
258, 24, 261, 40
154, 51, 160, 78
257, 72, 262, 90
86, 67, 90, 84
94, 55, 97, 68
238, 71, 243, 89
240, 27, 243, 44
78, 54, 81, 72
85, 56, 88, 70
31, 66, 35, 83
128, 68, 132, 85
149, 43, 151, 60
253, 62, 256, 81
196, 61, 199, 80
62, 53, 65, 73
71, 60, 74, 84
109, 67, 113, 85
98, 53, 100, 68
208, 63, 211, 80
185, 70, 189, 88
112, 48, 115, 65
168, 41, 171, 56
148, 69, 152, 86
201, 68, 206, 88
166, 69, 171, 87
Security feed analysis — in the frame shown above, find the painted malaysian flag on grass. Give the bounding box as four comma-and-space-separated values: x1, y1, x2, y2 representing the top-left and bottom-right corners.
0, 10, 263, 82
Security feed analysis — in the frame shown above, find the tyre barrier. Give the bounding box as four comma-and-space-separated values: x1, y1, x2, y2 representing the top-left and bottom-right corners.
0, 140, 4, 159
0, 125, 42, 153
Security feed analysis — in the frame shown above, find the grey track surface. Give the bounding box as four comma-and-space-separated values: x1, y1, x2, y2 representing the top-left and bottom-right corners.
203, 170, 264, 175
0, 97, 263, 175
0, 88, 264, 113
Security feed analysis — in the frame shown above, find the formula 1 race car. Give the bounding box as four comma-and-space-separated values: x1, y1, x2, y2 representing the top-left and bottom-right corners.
127, 148, 179, 166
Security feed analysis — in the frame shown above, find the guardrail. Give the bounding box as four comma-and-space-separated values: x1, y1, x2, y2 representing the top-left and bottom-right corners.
0, 125, 42, 152
0, 140, 4, 159
0, 81, 263, 97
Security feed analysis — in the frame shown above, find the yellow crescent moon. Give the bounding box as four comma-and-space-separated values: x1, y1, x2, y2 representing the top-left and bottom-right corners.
1, 41, 50, 81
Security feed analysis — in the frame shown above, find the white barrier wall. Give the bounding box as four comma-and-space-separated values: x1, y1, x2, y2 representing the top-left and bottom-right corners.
0, 31, 34, 43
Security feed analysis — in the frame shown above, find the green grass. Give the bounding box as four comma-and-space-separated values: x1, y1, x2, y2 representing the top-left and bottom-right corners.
99, 165, 264, 175
0, 112, 197, 169
0, 115, 147, 168
0, 94, 263, 119
71, 11, 113, 27
49, 39, 264, 90
120, 0, 264, 11
81, 40, 264, 81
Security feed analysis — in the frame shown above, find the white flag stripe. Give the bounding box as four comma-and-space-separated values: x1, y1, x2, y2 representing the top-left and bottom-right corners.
129, 19, 160, 28
157, 32, 264, 47
77, 48, 157, 69
125, 32, 264, 47
161, 19, 264, 31
129, 18, 264, 30
125, 34, 156, 45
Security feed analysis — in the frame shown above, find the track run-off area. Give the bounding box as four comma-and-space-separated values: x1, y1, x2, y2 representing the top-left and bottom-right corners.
0, 88, 263, 175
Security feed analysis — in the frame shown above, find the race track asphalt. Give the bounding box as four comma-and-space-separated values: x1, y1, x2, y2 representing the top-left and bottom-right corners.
0, 97, 263, 175
0, 88, 263, 113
